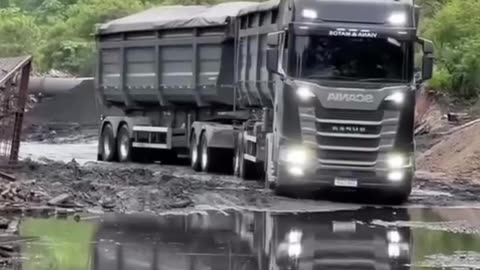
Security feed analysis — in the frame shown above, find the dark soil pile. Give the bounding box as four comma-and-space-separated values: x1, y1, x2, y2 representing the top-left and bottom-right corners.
5, 159, 270, 214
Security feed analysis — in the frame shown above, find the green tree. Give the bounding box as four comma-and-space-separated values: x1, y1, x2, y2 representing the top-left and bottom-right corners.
424, 0, 480, 98
0, 8, 40, 57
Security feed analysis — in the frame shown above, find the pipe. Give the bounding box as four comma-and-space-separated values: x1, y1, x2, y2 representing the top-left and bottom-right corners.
28, 76, 93, 96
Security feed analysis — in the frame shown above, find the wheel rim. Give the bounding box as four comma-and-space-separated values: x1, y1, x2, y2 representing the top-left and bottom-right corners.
119, 135, 129, 160
201, 140, 208, 170
234, 148, 240, 175
191, 139, 198, 166
103, 133, 111, 158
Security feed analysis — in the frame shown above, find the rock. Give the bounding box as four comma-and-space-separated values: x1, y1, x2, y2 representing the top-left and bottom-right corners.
101, 197, 115, 209
48, 193, 71, 206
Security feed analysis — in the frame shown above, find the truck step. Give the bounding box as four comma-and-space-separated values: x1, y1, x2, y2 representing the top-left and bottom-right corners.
133, 126, 169, 133
132, 142, 169, 149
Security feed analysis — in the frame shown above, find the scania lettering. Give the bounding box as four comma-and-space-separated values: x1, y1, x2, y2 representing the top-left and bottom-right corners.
327, 93, 375, 103
95, 0, 434, 204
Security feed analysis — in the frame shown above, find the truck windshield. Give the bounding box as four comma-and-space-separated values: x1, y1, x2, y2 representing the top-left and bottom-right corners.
292, 35, 412, 83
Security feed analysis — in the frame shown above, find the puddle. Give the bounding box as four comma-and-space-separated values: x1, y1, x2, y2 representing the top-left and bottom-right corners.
2, 208, 480, 269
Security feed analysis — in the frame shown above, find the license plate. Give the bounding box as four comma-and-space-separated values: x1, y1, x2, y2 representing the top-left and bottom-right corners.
333, 221, 356, 233
334, 177, 358, 187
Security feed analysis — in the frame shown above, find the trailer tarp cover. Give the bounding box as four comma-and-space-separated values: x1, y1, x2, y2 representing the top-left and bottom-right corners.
237, 0, 279, 16
98, 2, 259, 35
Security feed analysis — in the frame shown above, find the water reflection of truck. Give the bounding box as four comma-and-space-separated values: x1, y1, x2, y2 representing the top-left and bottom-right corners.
92, 213, 256, 270
95, 0, 434, 203
92, 210, 411, 270
250, 209, 412, 270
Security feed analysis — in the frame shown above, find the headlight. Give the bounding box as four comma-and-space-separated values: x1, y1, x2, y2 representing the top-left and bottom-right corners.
387, 153, 407, 169
387, 230, 401, 243
280, 146, 311, 165
385, 92, 404, 105
296, 87, 316, 101
387, 12, 407, 25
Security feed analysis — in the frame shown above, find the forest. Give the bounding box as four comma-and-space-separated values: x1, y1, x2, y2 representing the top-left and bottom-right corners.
0, 0, 478, 98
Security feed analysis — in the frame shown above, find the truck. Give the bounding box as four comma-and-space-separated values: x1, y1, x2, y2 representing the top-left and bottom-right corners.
91, 210, 411, 270
95, 0, 434, 203
250, 209, 412, 270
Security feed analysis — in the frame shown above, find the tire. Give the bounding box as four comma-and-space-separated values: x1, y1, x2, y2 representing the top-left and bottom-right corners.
200, 133, 216, 172
117, 125, 133, 162
100, 123, 117, 162
233, 135, 241, 177
190, 133, 201, 171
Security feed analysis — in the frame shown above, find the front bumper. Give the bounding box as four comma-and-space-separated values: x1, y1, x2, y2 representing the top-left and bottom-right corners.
276, 163, 413, 190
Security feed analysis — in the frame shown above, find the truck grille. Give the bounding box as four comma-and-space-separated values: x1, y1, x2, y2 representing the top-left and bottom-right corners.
300, 102, 400, 168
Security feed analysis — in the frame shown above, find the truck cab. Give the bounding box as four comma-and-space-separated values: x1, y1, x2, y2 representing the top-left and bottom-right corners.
263, 0, 434, 202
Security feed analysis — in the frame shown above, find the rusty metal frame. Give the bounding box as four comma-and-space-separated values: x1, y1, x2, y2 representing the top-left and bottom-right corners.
0, 56, 32, 170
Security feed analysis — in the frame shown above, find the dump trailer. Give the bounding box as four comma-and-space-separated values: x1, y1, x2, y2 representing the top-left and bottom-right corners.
93, 213, 257, 270
95, 0, 434, 203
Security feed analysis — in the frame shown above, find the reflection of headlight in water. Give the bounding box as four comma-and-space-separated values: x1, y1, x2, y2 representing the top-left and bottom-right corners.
288, 243, 302, 257
287, 230, 303, 243
388, 243, 401, 258
387, 230, 401, 243
286, 230, 303, 257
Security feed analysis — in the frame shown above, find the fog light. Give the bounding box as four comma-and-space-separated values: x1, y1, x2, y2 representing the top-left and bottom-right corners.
388, 171, 404, 182
387, 154, 406, 169
289, 166, 304, 177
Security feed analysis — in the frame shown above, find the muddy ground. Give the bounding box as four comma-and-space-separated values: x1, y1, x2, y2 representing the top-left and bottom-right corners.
7, 127, 480, 216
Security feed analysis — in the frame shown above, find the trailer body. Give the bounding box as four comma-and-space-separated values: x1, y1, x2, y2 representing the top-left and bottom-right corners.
95, 0, 434, 203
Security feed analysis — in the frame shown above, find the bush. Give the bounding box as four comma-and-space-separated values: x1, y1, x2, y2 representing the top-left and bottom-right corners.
424, 0, 480, 99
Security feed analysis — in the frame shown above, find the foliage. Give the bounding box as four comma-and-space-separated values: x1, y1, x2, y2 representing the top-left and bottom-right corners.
0, 8, 40, 58
0, 0, 479, 99
422, 0, 480, 98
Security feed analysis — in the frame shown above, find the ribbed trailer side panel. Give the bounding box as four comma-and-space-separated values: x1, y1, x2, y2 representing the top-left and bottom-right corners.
97, 28, 238, 109
235, 2, 280, 109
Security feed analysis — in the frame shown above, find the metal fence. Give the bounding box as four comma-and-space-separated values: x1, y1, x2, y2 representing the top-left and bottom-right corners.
0, 56, 32, 170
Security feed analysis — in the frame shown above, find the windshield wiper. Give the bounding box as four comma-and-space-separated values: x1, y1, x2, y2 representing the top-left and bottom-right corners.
358, 78, 405, 83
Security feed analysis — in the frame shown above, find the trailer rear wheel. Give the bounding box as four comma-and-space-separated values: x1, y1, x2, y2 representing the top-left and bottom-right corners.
190, 133, 201, 171
117, 125, 133, 162
100, 123, 117, 162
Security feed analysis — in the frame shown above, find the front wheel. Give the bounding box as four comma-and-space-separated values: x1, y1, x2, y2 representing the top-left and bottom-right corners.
200, 133, 216, 172
190, 133, 201, 171
100, 123, 117, 162
117, 125, 133, 162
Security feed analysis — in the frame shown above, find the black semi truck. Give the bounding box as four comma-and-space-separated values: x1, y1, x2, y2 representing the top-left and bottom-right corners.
95, 0, 434, 203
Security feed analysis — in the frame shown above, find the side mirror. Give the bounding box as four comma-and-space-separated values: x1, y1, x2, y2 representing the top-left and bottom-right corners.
266, 48, 280, 74
266, 32, 282, 74
418, 38, 434, 81
267, 32, 280, 47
